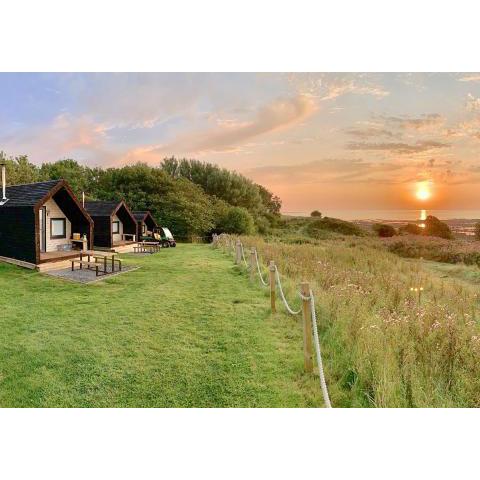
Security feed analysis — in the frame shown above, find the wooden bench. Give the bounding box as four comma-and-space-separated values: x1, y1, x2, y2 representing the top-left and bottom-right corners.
81, 250, 122, 272
134, 244, 158, 254
71, 259, 106, 276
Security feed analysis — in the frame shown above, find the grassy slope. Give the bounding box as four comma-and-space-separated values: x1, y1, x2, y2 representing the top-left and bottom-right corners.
0, 244, 321, 407
239, 235, 480, 407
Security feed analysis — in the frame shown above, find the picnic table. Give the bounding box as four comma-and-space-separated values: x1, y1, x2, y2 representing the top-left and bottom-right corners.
80, 250, 122, 272
134, 241, 161, 253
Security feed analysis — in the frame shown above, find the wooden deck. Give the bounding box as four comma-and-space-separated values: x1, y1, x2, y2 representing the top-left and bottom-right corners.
112, 240, 136, 247
39, 251, 82, 263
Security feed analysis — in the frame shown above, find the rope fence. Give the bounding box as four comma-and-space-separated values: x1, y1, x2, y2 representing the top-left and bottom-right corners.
211, 233, 332, 408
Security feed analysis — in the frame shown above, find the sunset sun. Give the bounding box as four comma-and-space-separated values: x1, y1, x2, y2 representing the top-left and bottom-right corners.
415, 182, 432, 201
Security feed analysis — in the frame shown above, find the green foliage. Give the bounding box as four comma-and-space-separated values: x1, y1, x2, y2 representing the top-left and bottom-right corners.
2, 154, 279, 239
424, 215, 453, 239
216, 206, 255, 235
305, 217, 365, 237
373, 223, 396, 237
310, 210, 322, 217
1, 152, 39, 184
161, 157, 281, 226
400, 223, 423, 235
39, 159, 92, 195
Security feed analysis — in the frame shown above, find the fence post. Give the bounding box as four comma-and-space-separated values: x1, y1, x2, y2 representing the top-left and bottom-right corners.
250, 248, 256, 281
235, 240, 242, 265
269, 261, 276, 313
301, 281, 313, 373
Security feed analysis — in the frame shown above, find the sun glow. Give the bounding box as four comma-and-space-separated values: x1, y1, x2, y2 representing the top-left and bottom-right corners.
416, 182, 432, 201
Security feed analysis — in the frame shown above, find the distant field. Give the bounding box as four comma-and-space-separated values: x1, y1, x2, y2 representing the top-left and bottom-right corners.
0, 245, 321, 407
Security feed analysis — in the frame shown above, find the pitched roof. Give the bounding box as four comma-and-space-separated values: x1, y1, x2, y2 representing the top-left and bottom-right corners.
1, 179, 62, 207
84, 201, 120, 217
133, 211, 149, 221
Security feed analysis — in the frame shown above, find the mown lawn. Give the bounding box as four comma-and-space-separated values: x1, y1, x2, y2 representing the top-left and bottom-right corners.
0, 244, 321, 407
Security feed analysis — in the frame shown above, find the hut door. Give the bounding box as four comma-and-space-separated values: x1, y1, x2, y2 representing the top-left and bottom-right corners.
39, 206, 47, 253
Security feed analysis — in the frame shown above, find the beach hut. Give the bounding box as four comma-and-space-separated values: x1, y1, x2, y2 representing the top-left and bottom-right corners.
84, 200, 137, 250
0, 165, 93, 269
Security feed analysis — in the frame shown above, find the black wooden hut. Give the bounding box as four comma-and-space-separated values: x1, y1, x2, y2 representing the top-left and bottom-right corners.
84, 200, 137, 248
133, 211, 158, 241
0, 179, 94, 266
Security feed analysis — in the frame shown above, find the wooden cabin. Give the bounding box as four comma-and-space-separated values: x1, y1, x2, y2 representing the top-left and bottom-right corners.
84, 200, 137, 249
0, 179, 93, 268
133, 211, 158, 241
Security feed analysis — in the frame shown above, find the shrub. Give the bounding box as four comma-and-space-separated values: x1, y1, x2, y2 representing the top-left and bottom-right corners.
310, 210, 322, 217
424, 215, 453, 239
217, 206, 255, 235
373, 223, 396, 237
305, 217, 365, 237
399, 223, 423, 235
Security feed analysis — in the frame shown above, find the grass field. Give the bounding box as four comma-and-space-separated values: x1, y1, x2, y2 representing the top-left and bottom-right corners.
0, 244, 321, 407
237, 235, 480, 407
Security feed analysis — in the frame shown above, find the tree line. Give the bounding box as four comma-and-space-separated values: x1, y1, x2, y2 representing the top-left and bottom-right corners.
0, 153, 282, 238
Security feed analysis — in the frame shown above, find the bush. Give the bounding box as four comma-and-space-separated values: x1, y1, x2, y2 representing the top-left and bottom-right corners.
373, 223, 396, 237
399, 223, 423, 235
310, 210, 322, 217
424, 215, 453, 239
305, 217, 365, 237
217, 206, 255, 235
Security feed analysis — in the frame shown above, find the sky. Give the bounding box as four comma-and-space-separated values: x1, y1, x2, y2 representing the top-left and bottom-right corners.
1, 72, 480, 213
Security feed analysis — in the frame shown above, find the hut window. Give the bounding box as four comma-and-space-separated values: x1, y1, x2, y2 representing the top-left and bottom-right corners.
51, 218, 66, 239
112, 221, 120, 234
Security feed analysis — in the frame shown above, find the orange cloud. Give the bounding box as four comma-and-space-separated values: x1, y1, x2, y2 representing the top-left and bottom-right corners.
122, 94, 317, 163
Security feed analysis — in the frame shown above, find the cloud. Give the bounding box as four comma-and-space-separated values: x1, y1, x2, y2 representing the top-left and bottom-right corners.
379, 113, 444, 131
345, 127, 395, 139
286, 73, 389, 101
346, 140, 451, 154
466, 93, 480, 112
459, 74, 480, 82
57, 73, 221, 131
0, 113, 113, 165
123, 94, 317, 162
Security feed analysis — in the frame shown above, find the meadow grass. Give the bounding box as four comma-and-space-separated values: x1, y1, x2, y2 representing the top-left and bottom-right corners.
237, 235, 480, 407
0, 244, 322, 407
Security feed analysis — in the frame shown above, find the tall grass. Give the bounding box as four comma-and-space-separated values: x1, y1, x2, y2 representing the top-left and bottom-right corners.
237, 235, 480, 407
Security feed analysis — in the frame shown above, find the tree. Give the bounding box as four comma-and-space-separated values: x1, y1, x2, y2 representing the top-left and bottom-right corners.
216, 206, 255, 235
39, 159, 91, 195
424, 215, 453, 239
310, 210, 322, 217
257, 184, 282, 215
373, 223, 396, 237
160, 157, 279, 231
1, 152, 39, 185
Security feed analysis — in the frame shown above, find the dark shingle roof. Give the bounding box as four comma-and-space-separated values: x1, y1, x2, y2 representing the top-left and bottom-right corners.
133, 211, 149, 221
1, 179, 62, 207
84, 201, 120, 217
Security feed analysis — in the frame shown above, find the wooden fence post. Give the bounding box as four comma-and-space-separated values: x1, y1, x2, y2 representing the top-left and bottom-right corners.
301, 281, 313, 373
250, 248, 256, 281
235, 240, 241, 265
269, 260, 276, 313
